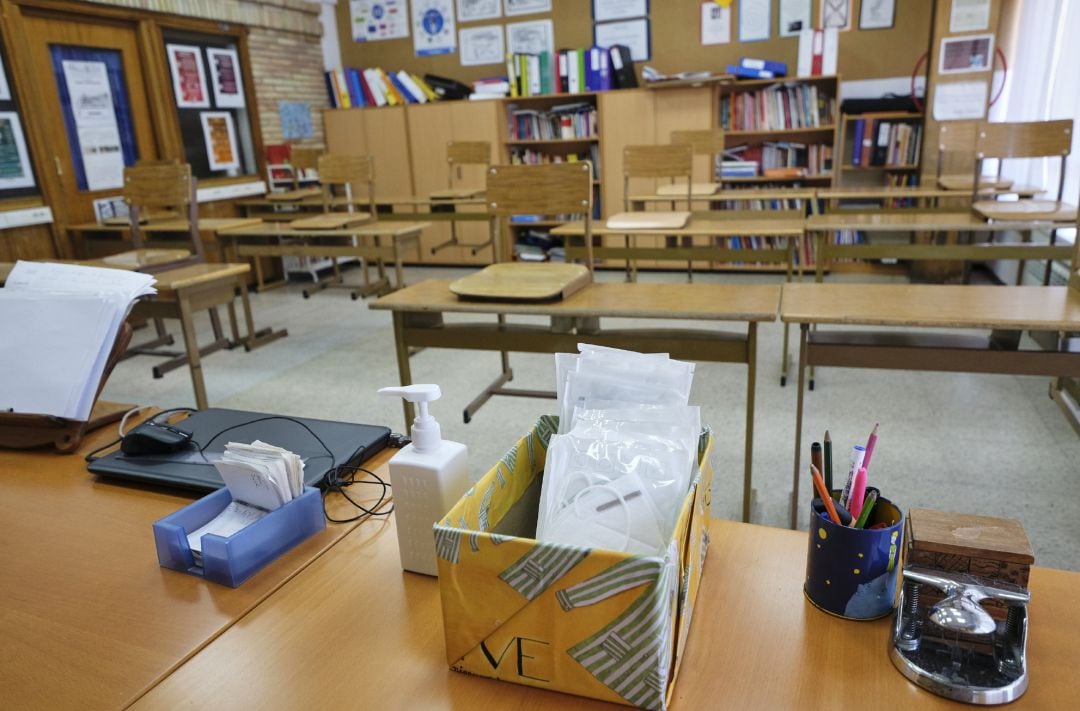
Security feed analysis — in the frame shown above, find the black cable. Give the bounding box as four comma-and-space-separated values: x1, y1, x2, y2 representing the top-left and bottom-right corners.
321, 464, 394, 523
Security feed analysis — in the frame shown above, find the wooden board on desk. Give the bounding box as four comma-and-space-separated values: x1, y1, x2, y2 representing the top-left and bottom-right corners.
449, 263, 590, 302
267, 187, 322, 202
289, 213, 373, 230
972, 200, 1077, 222
225, 220, 431, 239
430, 187, 484, 200
553, 211, 805, 237
0, 419, 394, 710
806, 210, 1073, 232
129, 518, 1078, 709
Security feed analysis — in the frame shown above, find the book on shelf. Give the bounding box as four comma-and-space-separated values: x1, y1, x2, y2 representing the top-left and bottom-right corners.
848, 118, 922, 167
326, 67, 440, 108
721, 82, 836, 131
724, 142, 832, 176
508, 145, 601, 178
508, 102, 597, 141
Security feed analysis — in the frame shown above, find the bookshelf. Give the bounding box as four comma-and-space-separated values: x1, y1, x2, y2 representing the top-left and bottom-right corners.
718, 75, 840, 185
500, 92, 601, 262
835, 111, 924, 188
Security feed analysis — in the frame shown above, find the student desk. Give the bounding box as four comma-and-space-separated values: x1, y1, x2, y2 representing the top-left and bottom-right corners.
371, 279, 780, 523
129, 517, 1078, 710
238, 194, 488, 224
0, 420, 393, 711
804, 211, 1075, 282
218, 220, 429, 297
66, 217, 262, 257
626, 186, 818, 211
781, 282, 1080, 528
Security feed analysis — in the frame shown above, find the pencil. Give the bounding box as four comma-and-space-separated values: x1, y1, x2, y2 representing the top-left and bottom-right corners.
853, 490, 878, 529
863, 423, 880, 471
811, 464, 841, 524
823, 430, 833, 493
810, 442, 823, 500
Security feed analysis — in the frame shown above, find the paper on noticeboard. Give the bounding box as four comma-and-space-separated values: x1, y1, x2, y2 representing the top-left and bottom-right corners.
701, 3, 731, 46
932, 80, 988, 121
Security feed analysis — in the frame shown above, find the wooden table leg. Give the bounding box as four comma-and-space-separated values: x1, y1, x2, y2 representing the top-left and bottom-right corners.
177, 290, 209, 410
393, 311, 415, 433
790, 323, 809, 529
743, 321, 757, 523
393, 235, 405, 290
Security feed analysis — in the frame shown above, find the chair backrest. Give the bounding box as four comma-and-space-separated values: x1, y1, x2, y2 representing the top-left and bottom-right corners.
623, 144, 694, 209
936, 121, 979, 179
123, 161, 201, 259
973, 120, 1074, 202
289, 146, 322, 188
317, 153, 375, 214
671, 129, 725, 186
1071, 217, 1080, 292
486, 162, 593, 266
447, 141, 490, 187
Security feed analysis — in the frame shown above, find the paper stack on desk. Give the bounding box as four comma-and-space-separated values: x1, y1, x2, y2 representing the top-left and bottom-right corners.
187, 441, 306, 560
0, 261, 156, 420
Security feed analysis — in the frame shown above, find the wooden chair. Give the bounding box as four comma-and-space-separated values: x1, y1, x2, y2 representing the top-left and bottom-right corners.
317, 153, 376, 217
622, 143, 694, 281
123, 160, 203, 271
937, 122, 1011, 192
431, 140, 491, 256
670, 128, 725, 191
486, 161, 594, 267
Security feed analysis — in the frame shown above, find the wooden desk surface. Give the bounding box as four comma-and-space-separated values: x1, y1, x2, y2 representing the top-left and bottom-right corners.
628, 187, 817, 202
371, 278, 781, 322
806, 210, 1072, 232
154, 262, 250, 291
238, 195, 486, 208
221, 219, 431, 238
818, 186, 971, 201
131, 519, 1077, 710
0, 421, 392, 710
781, 283, 1080, 331
67, 218, 262, 234
551, 211, 806, 237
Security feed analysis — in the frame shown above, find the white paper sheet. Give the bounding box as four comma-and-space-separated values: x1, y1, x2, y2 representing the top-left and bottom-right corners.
504, 0, 550, 17
412, 0, 457, 56
779, 0, 812, 37
950, 0, 991, 33
859, 0, 895, 30
932, 80, 988, 121
593, 0, 647, 22
351, 0, 410, 42
186, 501, 269, 554
595, 18, 650, 61
458, 0, 500, 21
507, 18, 555, 56
739, 0, 771, 42
460, 24, 505, 66
62, 60, 126, 191
701, 3, 731, 46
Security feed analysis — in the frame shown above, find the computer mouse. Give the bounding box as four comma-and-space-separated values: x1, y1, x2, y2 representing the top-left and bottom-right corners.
121, 421, 193, 456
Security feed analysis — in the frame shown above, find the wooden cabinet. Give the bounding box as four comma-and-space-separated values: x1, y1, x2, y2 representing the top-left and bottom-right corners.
324, 106, 413, 199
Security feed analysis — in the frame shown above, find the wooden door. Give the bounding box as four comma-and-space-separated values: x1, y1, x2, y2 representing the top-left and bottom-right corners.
21, 11, 159, 227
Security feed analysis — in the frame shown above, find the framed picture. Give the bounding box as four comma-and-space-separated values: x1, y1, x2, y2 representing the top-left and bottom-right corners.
939, 34, 994, 75
460, 25, 505, 66
166, 43, 210, 108
507, 19, 554, 56
859, 0, 895, 30
504, 0, 550, 17
457, 0, 501, 22
200, 111, 240, 171
593, 0, 647, 22
595, 17, 650, 61
0, 111, 35, 190
206, 47, 245, 108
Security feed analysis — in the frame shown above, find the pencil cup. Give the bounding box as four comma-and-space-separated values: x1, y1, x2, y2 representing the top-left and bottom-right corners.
803, 497, 903, 620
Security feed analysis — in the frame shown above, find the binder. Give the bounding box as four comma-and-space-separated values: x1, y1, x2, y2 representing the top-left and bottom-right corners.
609, 45, 636, 88
346, 68, 366, 107
557, 50, 569, 93
358, 70, 376, 106
852, 119, 865, 165
740, 57, 787, 77
872, 121, 890, 166
726, 64, 775, 80
567, 50, 580, 93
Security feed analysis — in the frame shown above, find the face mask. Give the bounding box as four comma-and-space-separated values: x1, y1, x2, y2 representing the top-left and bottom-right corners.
541, 476, 669, 556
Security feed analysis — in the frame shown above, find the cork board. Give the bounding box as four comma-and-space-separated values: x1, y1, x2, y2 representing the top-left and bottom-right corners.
335, 0, 933, 86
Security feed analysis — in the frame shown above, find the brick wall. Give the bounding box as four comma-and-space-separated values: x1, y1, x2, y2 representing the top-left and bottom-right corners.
86, 0, 329, 147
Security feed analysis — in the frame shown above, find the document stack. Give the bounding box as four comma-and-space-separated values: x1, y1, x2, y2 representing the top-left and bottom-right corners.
0, 261, 155, 421
186, 440, 306, 563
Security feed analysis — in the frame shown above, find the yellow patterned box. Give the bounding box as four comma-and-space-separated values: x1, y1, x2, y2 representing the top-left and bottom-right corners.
435, 415, 713, 710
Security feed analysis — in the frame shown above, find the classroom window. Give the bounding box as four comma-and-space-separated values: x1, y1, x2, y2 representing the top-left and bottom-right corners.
161, 30, 257, 180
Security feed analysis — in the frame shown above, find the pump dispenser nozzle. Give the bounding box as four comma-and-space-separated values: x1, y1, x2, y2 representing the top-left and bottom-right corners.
379, 384, 443, 453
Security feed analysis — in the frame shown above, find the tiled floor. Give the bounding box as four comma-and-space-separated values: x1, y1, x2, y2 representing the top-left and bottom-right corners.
101, 264, 1080, 571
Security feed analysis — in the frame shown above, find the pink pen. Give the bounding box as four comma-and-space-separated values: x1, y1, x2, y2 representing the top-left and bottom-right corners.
862, 423, 880, 472
848, 467, 868, 525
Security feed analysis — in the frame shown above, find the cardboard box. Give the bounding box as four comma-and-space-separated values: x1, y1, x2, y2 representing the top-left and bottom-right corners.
435, 415, 713, 710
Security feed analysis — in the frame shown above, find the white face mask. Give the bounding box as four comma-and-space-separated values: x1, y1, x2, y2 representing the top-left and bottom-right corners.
542, 477, 669, 556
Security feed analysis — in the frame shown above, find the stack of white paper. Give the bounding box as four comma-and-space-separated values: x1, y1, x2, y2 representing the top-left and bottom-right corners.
0, 261, 156, 421
188, 441, 307, 558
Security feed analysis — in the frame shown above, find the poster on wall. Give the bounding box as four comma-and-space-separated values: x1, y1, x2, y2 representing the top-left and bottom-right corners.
595, 18, 650, 61
507, 19, 554, 56
593, 0, 647, 22
939, 34, 994, 74
166, 44, 210, 108
504, 0, 550, 17
412, 0, 457, 56
0, 111, 34, 190
701, 2, 731, 46
457, 0, 500, 22
207, 48, 245, 109
351, 0, 410, 41
62, 60, 126, 191
932, 80, 988, 121
200, 111, 240, 171
859, 0, 896, 30
0, 55, 11, 101
820, 0, 852, 32
460, 25, 505, 66
950, 0, 991, 33
778, 0, 811, 37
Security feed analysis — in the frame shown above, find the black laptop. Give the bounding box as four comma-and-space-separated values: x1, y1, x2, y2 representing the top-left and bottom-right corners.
88, 408, 391, 491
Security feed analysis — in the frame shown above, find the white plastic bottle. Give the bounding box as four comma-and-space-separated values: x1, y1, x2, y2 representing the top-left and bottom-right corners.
378, 384, 469, 576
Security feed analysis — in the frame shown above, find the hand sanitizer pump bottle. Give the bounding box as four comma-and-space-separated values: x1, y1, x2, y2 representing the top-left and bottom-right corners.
378, 384, 468, 576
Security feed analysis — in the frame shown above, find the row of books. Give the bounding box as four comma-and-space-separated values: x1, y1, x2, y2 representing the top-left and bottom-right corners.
851, 119, 923, 167
720, 84, 835, 131
508, 103, 597, 140
509, 145, 601, 177
507, 46, 635, 98
325, 67, 438, 108
720, 142, 833, 177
